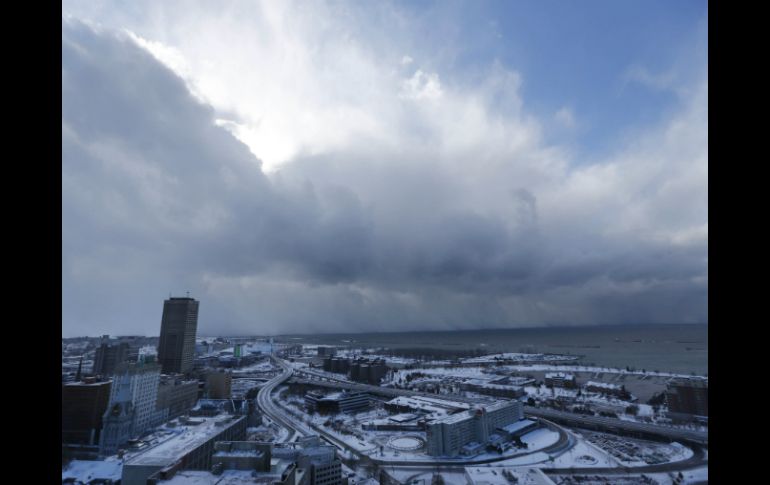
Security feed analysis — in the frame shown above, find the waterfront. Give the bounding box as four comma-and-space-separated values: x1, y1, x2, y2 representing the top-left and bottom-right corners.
278, 324, 708, 375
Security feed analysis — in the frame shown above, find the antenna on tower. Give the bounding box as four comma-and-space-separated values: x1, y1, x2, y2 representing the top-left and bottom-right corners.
186, 290, 190, 298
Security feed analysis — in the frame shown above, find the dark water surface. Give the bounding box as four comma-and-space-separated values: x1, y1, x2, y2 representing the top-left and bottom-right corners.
278, 324, 707, 375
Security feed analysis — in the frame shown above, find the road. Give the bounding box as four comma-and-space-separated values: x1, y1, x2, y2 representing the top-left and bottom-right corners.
266, 358, 707, 475
523, 407, 708, 445
256, 356, 314, 441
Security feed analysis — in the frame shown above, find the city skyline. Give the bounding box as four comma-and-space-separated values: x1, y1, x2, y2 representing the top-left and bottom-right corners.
62, 1, 707, 338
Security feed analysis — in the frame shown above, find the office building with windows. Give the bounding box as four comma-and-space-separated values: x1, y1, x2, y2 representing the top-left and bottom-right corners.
158, 297, 199, 375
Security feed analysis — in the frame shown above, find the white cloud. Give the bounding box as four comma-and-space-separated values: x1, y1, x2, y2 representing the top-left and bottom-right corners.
399, 69, 443, 100
60, 2, 707, 336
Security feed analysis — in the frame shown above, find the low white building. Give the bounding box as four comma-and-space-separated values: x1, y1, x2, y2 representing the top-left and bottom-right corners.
464, 466, 555, 485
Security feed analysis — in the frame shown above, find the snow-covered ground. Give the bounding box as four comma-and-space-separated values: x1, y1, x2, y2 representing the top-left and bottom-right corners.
232, 360, 276, 373
548, 436, 618, 468
521, 428, 561, 450
497, 364, 706, 379
461, 352, 580, 364
279, 393, 562, 464
580, 431, 694, 466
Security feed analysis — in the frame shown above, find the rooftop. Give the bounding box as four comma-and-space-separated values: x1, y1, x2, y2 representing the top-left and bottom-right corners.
545, 372, 574, 380
465, 466, 556, 485
669, 377, 708, 388
586, 381, 621, 390
157, 470, 283, 484
500, 419, 536, 434
124, 415, 245, 468
62, 459, 123, 483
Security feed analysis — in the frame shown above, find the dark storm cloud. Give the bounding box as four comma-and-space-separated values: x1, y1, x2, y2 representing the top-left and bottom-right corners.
62, 20, 707, 337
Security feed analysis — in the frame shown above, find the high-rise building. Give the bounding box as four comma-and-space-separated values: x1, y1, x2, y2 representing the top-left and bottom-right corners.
205, 370, 233, 399
93, 340, 130, 377
158, 296, 199, 375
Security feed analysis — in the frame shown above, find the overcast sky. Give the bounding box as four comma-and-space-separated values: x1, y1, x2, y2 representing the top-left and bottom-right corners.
62, 1, 708, 337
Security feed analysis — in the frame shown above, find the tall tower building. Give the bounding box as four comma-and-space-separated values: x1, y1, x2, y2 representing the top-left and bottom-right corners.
157, 296, 199, 375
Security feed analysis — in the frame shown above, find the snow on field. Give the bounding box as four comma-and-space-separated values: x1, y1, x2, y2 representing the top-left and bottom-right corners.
520, 428, 560, 450
547, 437, 617, 468
581, 432, 695, 466
397, 366, 489, 378
497, 364, 706, 379
233, 360, 277, 373
462, 353, 579, 364
681, 466, 708, 484
387, 469, 470, 485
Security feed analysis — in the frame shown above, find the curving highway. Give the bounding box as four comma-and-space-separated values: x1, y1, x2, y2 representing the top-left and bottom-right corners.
291, 367, 708, 445
256, 356, 314, 441
264, 357, 707, 476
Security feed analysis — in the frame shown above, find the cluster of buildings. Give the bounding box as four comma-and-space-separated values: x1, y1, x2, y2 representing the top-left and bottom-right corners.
193, 343, 268, 370
455, 376, 528, 399
362, 395, 471, 432
585, 381, 628, 398
65, 430, 346, 485
320, 357, 389, 385
63, 296, 238, 460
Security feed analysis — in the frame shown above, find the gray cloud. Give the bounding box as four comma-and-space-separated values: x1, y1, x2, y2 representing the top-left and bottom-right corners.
62, 19, 707, 337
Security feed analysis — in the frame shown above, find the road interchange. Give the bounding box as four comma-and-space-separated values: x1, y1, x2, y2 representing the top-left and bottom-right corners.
255, 356, 707, 474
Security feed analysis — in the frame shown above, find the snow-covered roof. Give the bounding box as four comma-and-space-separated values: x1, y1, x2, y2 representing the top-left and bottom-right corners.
499, 419, 536, 434
61, 459, 123, 483
465, 466, 556, 485
124, 415, 245, 467
545, 372, 575, 380
586, 381, 622, 390
388, 413, 419, 423
386, 395, 470, 412
157, 469, 282, 484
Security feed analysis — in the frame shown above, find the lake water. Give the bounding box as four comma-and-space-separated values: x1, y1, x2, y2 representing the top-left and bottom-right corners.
278, 324, 707, 376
